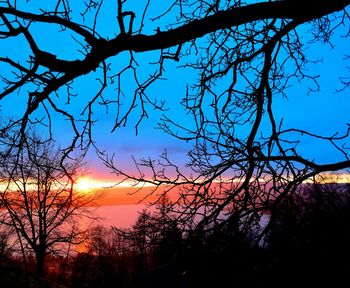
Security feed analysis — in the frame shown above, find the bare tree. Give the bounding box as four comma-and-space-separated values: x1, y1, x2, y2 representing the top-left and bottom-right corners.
98, 0, 350, 238
1, 1, 350, 239
0, 1, 348, 149
71, 225, 122, 288
112, 198, 182, 273
0, 133, 96, 277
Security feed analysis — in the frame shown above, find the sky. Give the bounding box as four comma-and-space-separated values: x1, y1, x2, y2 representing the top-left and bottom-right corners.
79, 4, 350, 179
1, 0, 350, 191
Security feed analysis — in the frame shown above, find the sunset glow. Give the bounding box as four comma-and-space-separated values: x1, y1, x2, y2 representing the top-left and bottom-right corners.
74, 177, 115, 192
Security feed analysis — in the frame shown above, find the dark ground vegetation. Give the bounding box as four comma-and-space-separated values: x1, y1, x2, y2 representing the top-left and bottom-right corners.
1, 184, 349, 288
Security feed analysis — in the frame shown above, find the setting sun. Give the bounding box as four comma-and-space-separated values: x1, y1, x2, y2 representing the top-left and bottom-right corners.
74, 177, 114, 192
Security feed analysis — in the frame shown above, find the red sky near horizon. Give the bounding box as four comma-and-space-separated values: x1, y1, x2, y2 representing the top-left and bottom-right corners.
76, 172, 350, 208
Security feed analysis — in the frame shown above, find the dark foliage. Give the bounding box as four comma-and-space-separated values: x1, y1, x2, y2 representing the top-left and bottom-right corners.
266, 183, 350, 287
82, 183, 350, 288
3, 183, 350, 287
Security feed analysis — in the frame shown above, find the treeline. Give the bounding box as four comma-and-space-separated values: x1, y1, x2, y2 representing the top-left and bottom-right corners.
1, 183, 350, 287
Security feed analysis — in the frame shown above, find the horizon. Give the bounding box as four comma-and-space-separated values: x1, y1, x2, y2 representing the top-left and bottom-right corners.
74, 172, 350, 207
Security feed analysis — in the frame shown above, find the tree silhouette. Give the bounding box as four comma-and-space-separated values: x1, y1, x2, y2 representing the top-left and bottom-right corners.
0, 1, 348, 148
0, 132, 95, 278
99, 0, 350, 237
1, 0, 350, 240
0, 224, 14, 263
71, 225, 124, 288
266, 183, 350, 287
111, 198, 184, 288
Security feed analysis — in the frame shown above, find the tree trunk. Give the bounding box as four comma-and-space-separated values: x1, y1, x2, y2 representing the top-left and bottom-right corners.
36, 247, 46, 278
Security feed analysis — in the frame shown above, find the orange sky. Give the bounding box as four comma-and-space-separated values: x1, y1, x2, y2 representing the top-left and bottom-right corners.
75, 172, 350, 206
75, 177, 179, 205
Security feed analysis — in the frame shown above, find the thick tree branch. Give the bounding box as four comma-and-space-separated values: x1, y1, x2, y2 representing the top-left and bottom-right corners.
2, 1, 349, 74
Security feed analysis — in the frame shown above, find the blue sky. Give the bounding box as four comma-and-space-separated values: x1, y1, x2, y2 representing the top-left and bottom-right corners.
88, 25, 349, 178
0, 1, 349, 179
